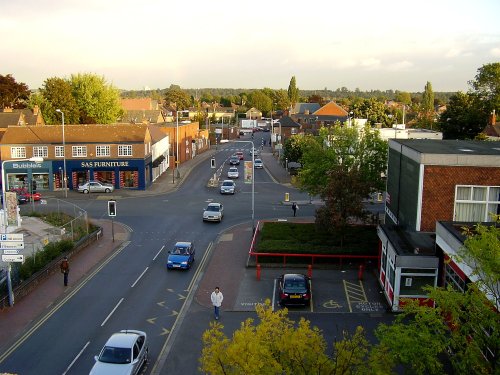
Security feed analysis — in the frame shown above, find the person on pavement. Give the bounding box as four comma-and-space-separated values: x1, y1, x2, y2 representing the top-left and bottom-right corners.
60, 256, 70, 286
210, 286, 223, 320
292, 202, 298, 217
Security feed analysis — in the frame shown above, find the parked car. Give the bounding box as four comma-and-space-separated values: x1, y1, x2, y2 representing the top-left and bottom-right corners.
220, 180, 236, 194
227, 167, 239, 179
254, 159, 263, 169
78, 180, 114, 194
235, 151, 244, 160
228, 156, 240, 165
167, 241, 195, 270
10, 188, 41, 201
90, 329, 148, 375
278, 273, 311, 306
2, 191, 28, 205
203, 202, 224, 222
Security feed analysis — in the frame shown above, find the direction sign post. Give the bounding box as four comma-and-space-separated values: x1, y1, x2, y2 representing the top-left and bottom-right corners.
2, 254, 24, 262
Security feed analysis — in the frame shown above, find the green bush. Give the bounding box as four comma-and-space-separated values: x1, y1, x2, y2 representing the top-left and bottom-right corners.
256, 222, 378, 255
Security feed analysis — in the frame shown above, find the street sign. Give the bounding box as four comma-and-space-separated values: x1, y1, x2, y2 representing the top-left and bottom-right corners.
0, 233, 24, 241
0, 241, 24, 250
2, 254, 24, 262
3, 249, 19, 255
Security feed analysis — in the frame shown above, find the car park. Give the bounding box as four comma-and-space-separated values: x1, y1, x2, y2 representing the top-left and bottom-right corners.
220, 180, 236, 194
254, 159, 263, 169
235, 151, 244, 160
167, 241, 195, 270
228, 156, 240, 165
278, 273, 311, 306
203, 202, 224, 222
78, 180, 114, 194
227, 167, 239, 179
90, 329, 148, 375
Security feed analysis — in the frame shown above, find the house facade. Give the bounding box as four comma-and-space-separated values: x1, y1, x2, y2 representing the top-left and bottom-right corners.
378, 139, 500, 311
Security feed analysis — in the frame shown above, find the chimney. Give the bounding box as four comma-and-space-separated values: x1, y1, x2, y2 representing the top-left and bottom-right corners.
33, 105, 39, 115
3, 106, 12, 113
491, 110, 496, 125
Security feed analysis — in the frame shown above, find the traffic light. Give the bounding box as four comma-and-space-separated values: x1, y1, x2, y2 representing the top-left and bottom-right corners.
210, 158, 216, 169
108, 200, 117, 217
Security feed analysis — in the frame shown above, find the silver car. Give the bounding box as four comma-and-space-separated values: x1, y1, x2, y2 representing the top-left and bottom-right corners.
90, 329, 148, 375
220, 180, 236, 194
78, 180, 114, 194
227, 167, 239, 179
203, 202, 224, 222
254, 159, 263, 169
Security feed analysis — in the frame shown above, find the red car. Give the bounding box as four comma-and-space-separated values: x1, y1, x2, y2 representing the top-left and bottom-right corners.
10, 188, 41, 201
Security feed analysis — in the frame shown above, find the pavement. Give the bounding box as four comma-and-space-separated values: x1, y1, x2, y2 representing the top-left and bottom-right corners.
0, 140, 305, 363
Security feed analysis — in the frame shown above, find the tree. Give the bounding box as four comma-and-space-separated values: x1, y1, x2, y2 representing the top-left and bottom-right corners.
287, 76, 299, 110
247, 90, 272, 113
282, 134, 305, 163
70, 73, 123, 124
0, 74, 30, 109
394, 91, 412, 105
469, 62, 500, 114
374, 221, 500, 374
39, 77, 80, 124
273, 89, 290, 112
437, 91, 487, 139
200, 300, 387, 374
164, 84, 192, 110
414, 81, 436, 129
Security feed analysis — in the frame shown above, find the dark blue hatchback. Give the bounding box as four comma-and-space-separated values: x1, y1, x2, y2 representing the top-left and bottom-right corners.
167, 242, 195, 270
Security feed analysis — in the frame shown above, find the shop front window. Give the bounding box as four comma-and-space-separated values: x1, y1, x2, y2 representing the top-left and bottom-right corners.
7, 174, 27, 190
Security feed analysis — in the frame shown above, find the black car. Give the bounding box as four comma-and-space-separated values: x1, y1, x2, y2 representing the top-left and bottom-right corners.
229, 156, 240, 165
278, 273, 311, 306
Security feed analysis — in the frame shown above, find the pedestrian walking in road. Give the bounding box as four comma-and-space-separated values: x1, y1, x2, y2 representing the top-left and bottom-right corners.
60, 256, 70, 286
292, 202, 298, 217
210, 286, 223, 320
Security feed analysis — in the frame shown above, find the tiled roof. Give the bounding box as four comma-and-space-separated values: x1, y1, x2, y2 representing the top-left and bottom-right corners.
1, 124, 151, 144
0, 113, 23, 127
121, 98, 155, 110
314, 102, 348, 116
483, 123, 500, 137
120, 110, 163, 124
277, 116, 300, 128
292, 103, 320, 114
148, 124, 168, 143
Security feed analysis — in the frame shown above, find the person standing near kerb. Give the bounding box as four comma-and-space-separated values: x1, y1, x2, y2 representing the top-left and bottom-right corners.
210, 287, 223, 320
60, 256, 70, 286
292, 202, 298, 217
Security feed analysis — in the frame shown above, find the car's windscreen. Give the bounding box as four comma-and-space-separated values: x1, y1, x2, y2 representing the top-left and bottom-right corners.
173, 246, 190, 254
207, 206, 219, 212
223, 182, 233, 186
99, 346, 131, 364
284, 281, 307, 292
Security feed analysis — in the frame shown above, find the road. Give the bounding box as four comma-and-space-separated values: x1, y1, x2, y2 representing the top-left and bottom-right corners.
0, 133, 316, 375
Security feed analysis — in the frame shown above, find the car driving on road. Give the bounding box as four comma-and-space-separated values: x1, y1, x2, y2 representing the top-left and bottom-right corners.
167, 241, 195, 270
220, 180, 236, 194
254, 159, 263, 169
203, 202, 224, 222
90, 329, 148, 375
227, 167, 239, 178
228, 156, 240, 165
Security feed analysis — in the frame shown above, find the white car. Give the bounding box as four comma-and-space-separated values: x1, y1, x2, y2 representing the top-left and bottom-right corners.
227, 167, 239, 179
254, 159, 263, 169
78, 180, 114, 194
203, 202, 224, 222
248, 147, 260, 156
220, 180, 236, 194
90, 330, 148, 375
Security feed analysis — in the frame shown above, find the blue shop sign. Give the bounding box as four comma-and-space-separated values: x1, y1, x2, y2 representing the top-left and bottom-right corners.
7, 161, 51, 170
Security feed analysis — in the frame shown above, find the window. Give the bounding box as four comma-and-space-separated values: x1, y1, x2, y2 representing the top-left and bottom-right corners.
444, 263, 467, 292
33, 146, 48, 158
11, 147, 26, 159
96, 145, 110, 157
72, 146, 87, 157
454, 185, 500, 222
55, 146, 65, 158
118, 145, 132, 157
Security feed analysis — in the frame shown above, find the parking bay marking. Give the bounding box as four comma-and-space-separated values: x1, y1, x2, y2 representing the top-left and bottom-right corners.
343, 280, 368, 313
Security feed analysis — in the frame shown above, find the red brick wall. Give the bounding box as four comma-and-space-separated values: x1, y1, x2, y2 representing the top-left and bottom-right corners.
421, 166, 500, 231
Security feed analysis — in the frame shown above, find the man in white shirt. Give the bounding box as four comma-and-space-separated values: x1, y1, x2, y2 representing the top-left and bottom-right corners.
210, 287, 223, 320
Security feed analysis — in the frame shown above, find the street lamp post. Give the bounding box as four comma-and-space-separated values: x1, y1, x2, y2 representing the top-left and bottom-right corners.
55, 109, 67, 198
2, 156, 44, 307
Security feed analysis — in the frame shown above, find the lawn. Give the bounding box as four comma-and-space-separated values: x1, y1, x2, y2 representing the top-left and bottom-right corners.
255, 222, 379, 255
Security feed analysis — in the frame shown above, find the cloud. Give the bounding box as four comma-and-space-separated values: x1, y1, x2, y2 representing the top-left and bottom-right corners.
360, 58, 381, 70
386, 60, 414, 71
491, 47, 500, 57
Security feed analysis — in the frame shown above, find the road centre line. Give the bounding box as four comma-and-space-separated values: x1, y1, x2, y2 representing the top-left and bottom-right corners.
131, 267, 149, 288
101, 298, 124, 327
153, 245, 164, 261
151, 242, 214, 375
0, 240, 131, 365
62, 341, 90, 375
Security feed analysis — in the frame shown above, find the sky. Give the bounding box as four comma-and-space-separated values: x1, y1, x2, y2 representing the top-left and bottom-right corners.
2, 0, 499, 93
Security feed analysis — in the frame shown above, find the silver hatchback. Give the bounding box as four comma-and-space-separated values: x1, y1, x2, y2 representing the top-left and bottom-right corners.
78, 180, 114, 194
